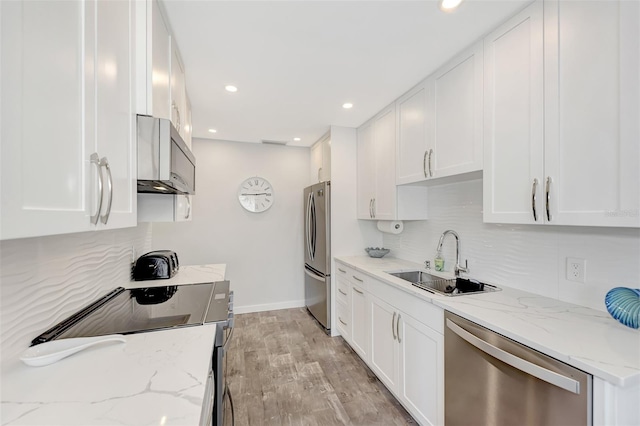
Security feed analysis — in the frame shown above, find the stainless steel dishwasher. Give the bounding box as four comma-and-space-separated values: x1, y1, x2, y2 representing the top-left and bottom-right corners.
445, 312, 592, 425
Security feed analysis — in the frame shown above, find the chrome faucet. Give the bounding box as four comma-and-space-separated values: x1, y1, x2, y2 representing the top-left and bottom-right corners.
436, 230, 469, 277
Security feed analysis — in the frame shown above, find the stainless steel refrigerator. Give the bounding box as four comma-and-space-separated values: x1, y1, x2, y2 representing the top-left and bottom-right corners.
304, 181, 331, 332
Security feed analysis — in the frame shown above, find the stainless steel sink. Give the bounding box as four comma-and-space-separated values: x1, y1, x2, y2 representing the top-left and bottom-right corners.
386, 270, 500, 297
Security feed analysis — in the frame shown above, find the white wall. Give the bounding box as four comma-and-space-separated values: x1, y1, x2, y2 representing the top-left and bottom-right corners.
0, 225, 152, 367
150, 138, 310, 314
383, 179, 640, 312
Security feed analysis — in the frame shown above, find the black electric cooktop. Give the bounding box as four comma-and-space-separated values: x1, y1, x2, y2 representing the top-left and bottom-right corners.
32, 281, 230, 345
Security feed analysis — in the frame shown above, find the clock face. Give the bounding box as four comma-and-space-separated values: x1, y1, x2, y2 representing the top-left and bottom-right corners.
238, 177, 274, 213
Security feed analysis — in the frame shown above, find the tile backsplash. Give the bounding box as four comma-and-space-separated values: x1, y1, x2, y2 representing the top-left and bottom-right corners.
383, 179, 640, 312
0, 224, 151, 368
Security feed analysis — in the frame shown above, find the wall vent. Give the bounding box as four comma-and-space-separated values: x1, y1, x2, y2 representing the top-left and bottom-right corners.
261, 139, 288, 146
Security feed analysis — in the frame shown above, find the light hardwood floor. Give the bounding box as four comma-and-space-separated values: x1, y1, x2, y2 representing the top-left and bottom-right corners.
227, 308, 417, 426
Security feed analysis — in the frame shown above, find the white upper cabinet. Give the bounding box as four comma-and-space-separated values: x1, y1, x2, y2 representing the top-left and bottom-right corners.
171, 44, 187, 138
396, 81, 431, 185
137, 0, 191, 142
310, 133, 331, 184
357, 120, 377, 219
185, 94, 193, 149
543, 0, 639, 227
395, 42, 483, 185
89, 0, 137, 230
430, 41, 484, 179
484, 0, 639, 227
136, 0, 171, 120
483, 1, 544, 225
372, 105, 397, 220
358, 105, 428, 221
1, 0, 136, 240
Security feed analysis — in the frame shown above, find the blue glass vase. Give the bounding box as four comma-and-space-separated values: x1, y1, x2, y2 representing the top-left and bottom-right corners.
605, 287, 640, 329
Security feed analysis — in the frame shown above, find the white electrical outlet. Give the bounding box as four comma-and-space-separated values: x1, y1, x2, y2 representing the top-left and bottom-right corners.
566, 258, 586, 283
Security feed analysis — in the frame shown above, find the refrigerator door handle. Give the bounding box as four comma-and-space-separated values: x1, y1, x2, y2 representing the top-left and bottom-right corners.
310, 192, 316, 261
304, 267, 325, 282
306, 192, 313, 261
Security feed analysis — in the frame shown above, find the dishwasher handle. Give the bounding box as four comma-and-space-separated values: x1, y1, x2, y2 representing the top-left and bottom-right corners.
446, 318, 581, 394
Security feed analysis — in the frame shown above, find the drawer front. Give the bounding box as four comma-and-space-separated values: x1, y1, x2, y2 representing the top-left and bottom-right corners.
336, 275, 350, 306
336, 301, 350, 340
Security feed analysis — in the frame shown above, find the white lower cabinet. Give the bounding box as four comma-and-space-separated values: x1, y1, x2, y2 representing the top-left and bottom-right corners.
350, 281, 368, 361
335, 261, 443, 426
398, 312, 444, 426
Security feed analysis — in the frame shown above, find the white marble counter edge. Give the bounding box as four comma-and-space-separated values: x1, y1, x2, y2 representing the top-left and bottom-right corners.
334, 256, 640, 388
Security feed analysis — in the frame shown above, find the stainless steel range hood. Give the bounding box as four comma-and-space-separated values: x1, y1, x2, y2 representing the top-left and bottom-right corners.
137, 115, 196, 195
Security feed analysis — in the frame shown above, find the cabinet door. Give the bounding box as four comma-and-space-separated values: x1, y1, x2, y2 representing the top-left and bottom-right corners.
396, 81, 431, 185
1, 1, 92, 240
483, 1, 544, 224
151, 0, 171, 120
398, 313, 444, 426
369, 294, 399, 393
185, 95, 193, 149
544, 0, 639, 227
372, 105, 397, 220
357, 121, 376, 219
92, 0, 137, 230
171, 44, 187, 138
350, 283, 368, 362
310, 141, 323, 184
432, 41, 484, 179
321, 137, 331, 182
336, 301, 350, 342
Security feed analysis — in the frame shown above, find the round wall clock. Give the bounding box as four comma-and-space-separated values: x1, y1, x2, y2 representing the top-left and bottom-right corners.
238, 176, 274, 213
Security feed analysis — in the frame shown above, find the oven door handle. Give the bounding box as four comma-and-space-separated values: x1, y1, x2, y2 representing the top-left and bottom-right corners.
222, 318, 235, 353
446, 319, 580, 394
224, 384, 235, 426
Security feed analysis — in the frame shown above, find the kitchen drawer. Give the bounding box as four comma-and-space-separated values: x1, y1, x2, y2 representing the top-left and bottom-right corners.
370, 277, 443, 334
336, 301, 350, 340
336, 262, 368, 288
336, 275, 350, 306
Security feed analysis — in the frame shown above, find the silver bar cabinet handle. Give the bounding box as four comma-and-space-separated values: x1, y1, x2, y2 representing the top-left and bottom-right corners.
339, 317, 347, 326
369, 199, 373, 218
100, 157, 113, 224
338, 288, 347, 296
338, 268, 346, 274
90, 153, 103, 225
372, 198, 376, 218
531, 178, 539, 221
545, 177, 552, 222
446, 319, 580, 394
423, 150, 428, 178
353, 287, 364, 295
396, 314, 401, 343
392, 312, 397, 340
352, 275, 363, 283
428, 149, 434, 177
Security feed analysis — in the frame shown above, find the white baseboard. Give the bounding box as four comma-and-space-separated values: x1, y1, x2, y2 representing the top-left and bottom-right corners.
234, 299, 306, 314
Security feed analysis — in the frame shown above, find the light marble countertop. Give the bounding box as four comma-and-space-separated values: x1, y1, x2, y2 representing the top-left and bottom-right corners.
1, 264, 226, 426
335, 256, 640, 388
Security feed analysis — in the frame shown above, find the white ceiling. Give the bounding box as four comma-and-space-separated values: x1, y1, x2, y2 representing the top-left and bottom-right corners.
163, 0, 531, 147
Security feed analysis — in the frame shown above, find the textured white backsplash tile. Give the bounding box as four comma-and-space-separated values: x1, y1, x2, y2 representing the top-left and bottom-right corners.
383, 179, 640, 311
0, 225, 151, 367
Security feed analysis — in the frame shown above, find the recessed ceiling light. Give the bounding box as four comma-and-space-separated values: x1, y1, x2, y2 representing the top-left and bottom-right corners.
342, 103, 353, 109
439, 0, 463, 12
225, 85, 238, 93
208, 129, 217, 133
293, 137, 301, 142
